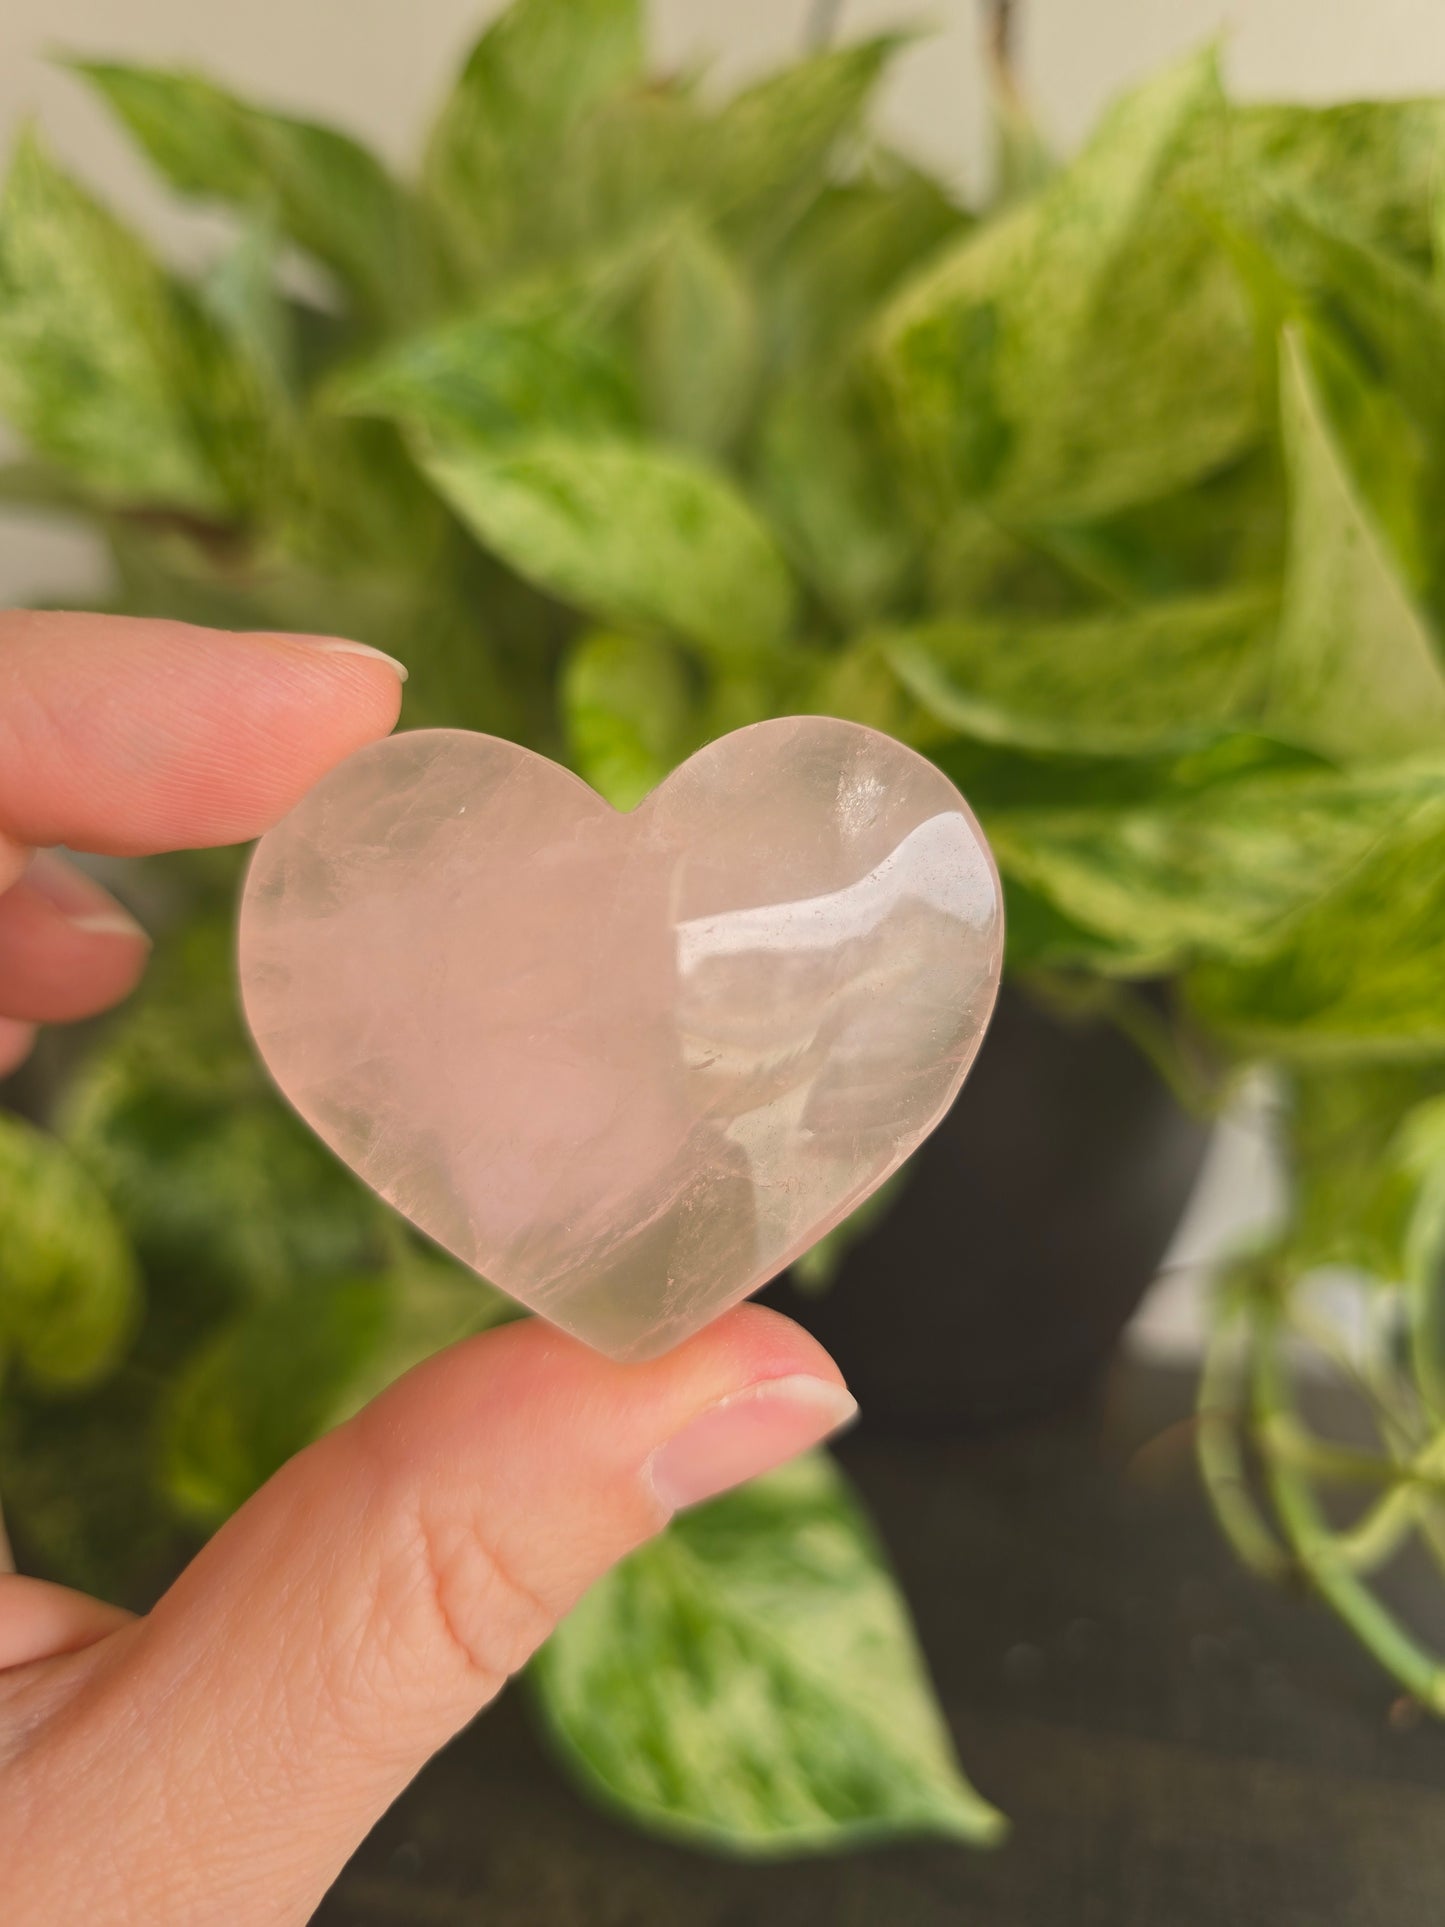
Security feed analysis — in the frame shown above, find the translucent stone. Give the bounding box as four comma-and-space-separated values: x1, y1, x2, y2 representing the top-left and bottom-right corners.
239, 719, 1003, 1360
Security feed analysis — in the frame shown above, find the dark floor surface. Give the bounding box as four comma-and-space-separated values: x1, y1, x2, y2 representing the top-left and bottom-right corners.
317, 1359, 1445, 1926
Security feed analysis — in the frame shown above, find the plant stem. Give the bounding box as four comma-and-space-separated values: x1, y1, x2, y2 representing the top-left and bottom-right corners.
1196, 1316, 1292, 1582
1331, 1487, 1422, 1574
1285, 1300, 1424, 1447
1254, 1319, 1445, 1714
1261, 1417, 1435, 1492
984, 0, 1018, 94
804, 0, 846, 49
0, 1493, 12, 1576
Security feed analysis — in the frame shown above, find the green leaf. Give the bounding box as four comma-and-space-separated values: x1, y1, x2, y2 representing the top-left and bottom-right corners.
161, 1271, 389, 1522
1265, 328, 1445, 759
270, 408, 459, 580
0, 129, 239, 509
756, 374, 920, 628
639, 218, 756, 456
1282, 1064, 1445, 1279
885, 589, 1275, 755
69, 60, 424, 325
1211, 185, 1445, 428
60, 911, 386, 1294
1200, 188, 1445, 610
422, 0, 644, 278
922, 504, 1098, 619
989, 756, 1445, 978
160, 1244, 515, 1523
0, 1112, 138, 1389
0, 1361, 182, 1603
424, 33, 905, 290
532, 1451, 1006, 1854
1226, 98, 1445, 266
477, 84, 711, 280
705, 36, 906, 248
806, 635, 927, 742
1060, 448, 1285, 604
1189, 775, 1445, 1056
332, 305, 637, 444
876, 50, 1257, 523
162, 1240, 520, 1526
419, 434, 796, 662
760, 164, 968, 374
561, 629, 698, 808
199, 216, 298, 401
938, 723, 1317, 816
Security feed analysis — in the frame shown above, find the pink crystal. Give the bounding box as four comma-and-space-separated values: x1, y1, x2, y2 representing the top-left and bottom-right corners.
238, 718, 1003, 1360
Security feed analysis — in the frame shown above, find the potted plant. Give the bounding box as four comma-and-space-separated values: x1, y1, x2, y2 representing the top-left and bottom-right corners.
5, 0, 1445, 1853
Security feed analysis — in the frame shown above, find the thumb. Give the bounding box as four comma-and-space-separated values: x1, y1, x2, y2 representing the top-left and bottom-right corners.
8, 1305, 853, 1924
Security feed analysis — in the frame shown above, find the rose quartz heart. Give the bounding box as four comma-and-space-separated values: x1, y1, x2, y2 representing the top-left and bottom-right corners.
239, 718, 1003, 1360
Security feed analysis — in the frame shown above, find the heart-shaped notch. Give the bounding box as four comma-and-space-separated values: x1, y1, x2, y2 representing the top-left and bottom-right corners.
239, 718, 1003, 1360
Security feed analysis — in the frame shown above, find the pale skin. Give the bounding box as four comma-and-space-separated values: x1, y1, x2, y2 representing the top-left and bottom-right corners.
0, 612, 855, 1925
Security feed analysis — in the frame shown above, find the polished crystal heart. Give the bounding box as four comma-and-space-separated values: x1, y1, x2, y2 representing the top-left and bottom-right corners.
239, 719, 1003, 1359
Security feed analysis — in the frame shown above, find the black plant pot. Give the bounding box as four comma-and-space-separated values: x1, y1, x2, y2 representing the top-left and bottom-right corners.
763, 985, 1211, 1435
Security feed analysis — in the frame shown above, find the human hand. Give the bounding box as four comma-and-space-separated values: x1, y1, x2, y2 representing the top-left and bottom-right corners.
0, 613, 855, 1923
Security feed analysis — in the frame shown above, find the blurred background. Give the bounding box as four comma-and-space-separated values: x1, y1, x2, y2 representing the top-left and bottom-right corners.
9, 0, 1436, 1353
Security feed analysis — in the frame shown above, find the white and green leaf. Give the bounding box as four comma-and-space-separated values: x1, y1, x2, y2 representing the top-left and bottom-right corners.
331, 305, 638, 444
756, 374, 922, 627
532, 1451, 1006, 1854
703, 35, 907, 246
885, 589, 1276, 756
638, 218, 757, 457
422, 0, 644, 276
419, 434, 796, 663
1265, 328, 1445, 759
876, 50, 1257, 523
989, 756, 1445, 978
70, 60, 424, 324
1189, 779, 1445, 1057
0, 131, 242, 509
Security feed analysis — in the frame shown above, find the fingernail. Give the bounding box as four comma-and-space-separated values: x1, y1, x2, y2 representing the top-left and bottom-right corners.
297, 636, 409, 683
646, 1375, 858, 1515
24, 853, 149, 943
65, 909, 149, 939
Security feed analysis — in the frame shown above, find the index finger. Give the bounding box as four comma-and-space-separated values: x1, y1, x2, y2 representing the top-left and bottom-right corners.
0, 611, 406, 868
